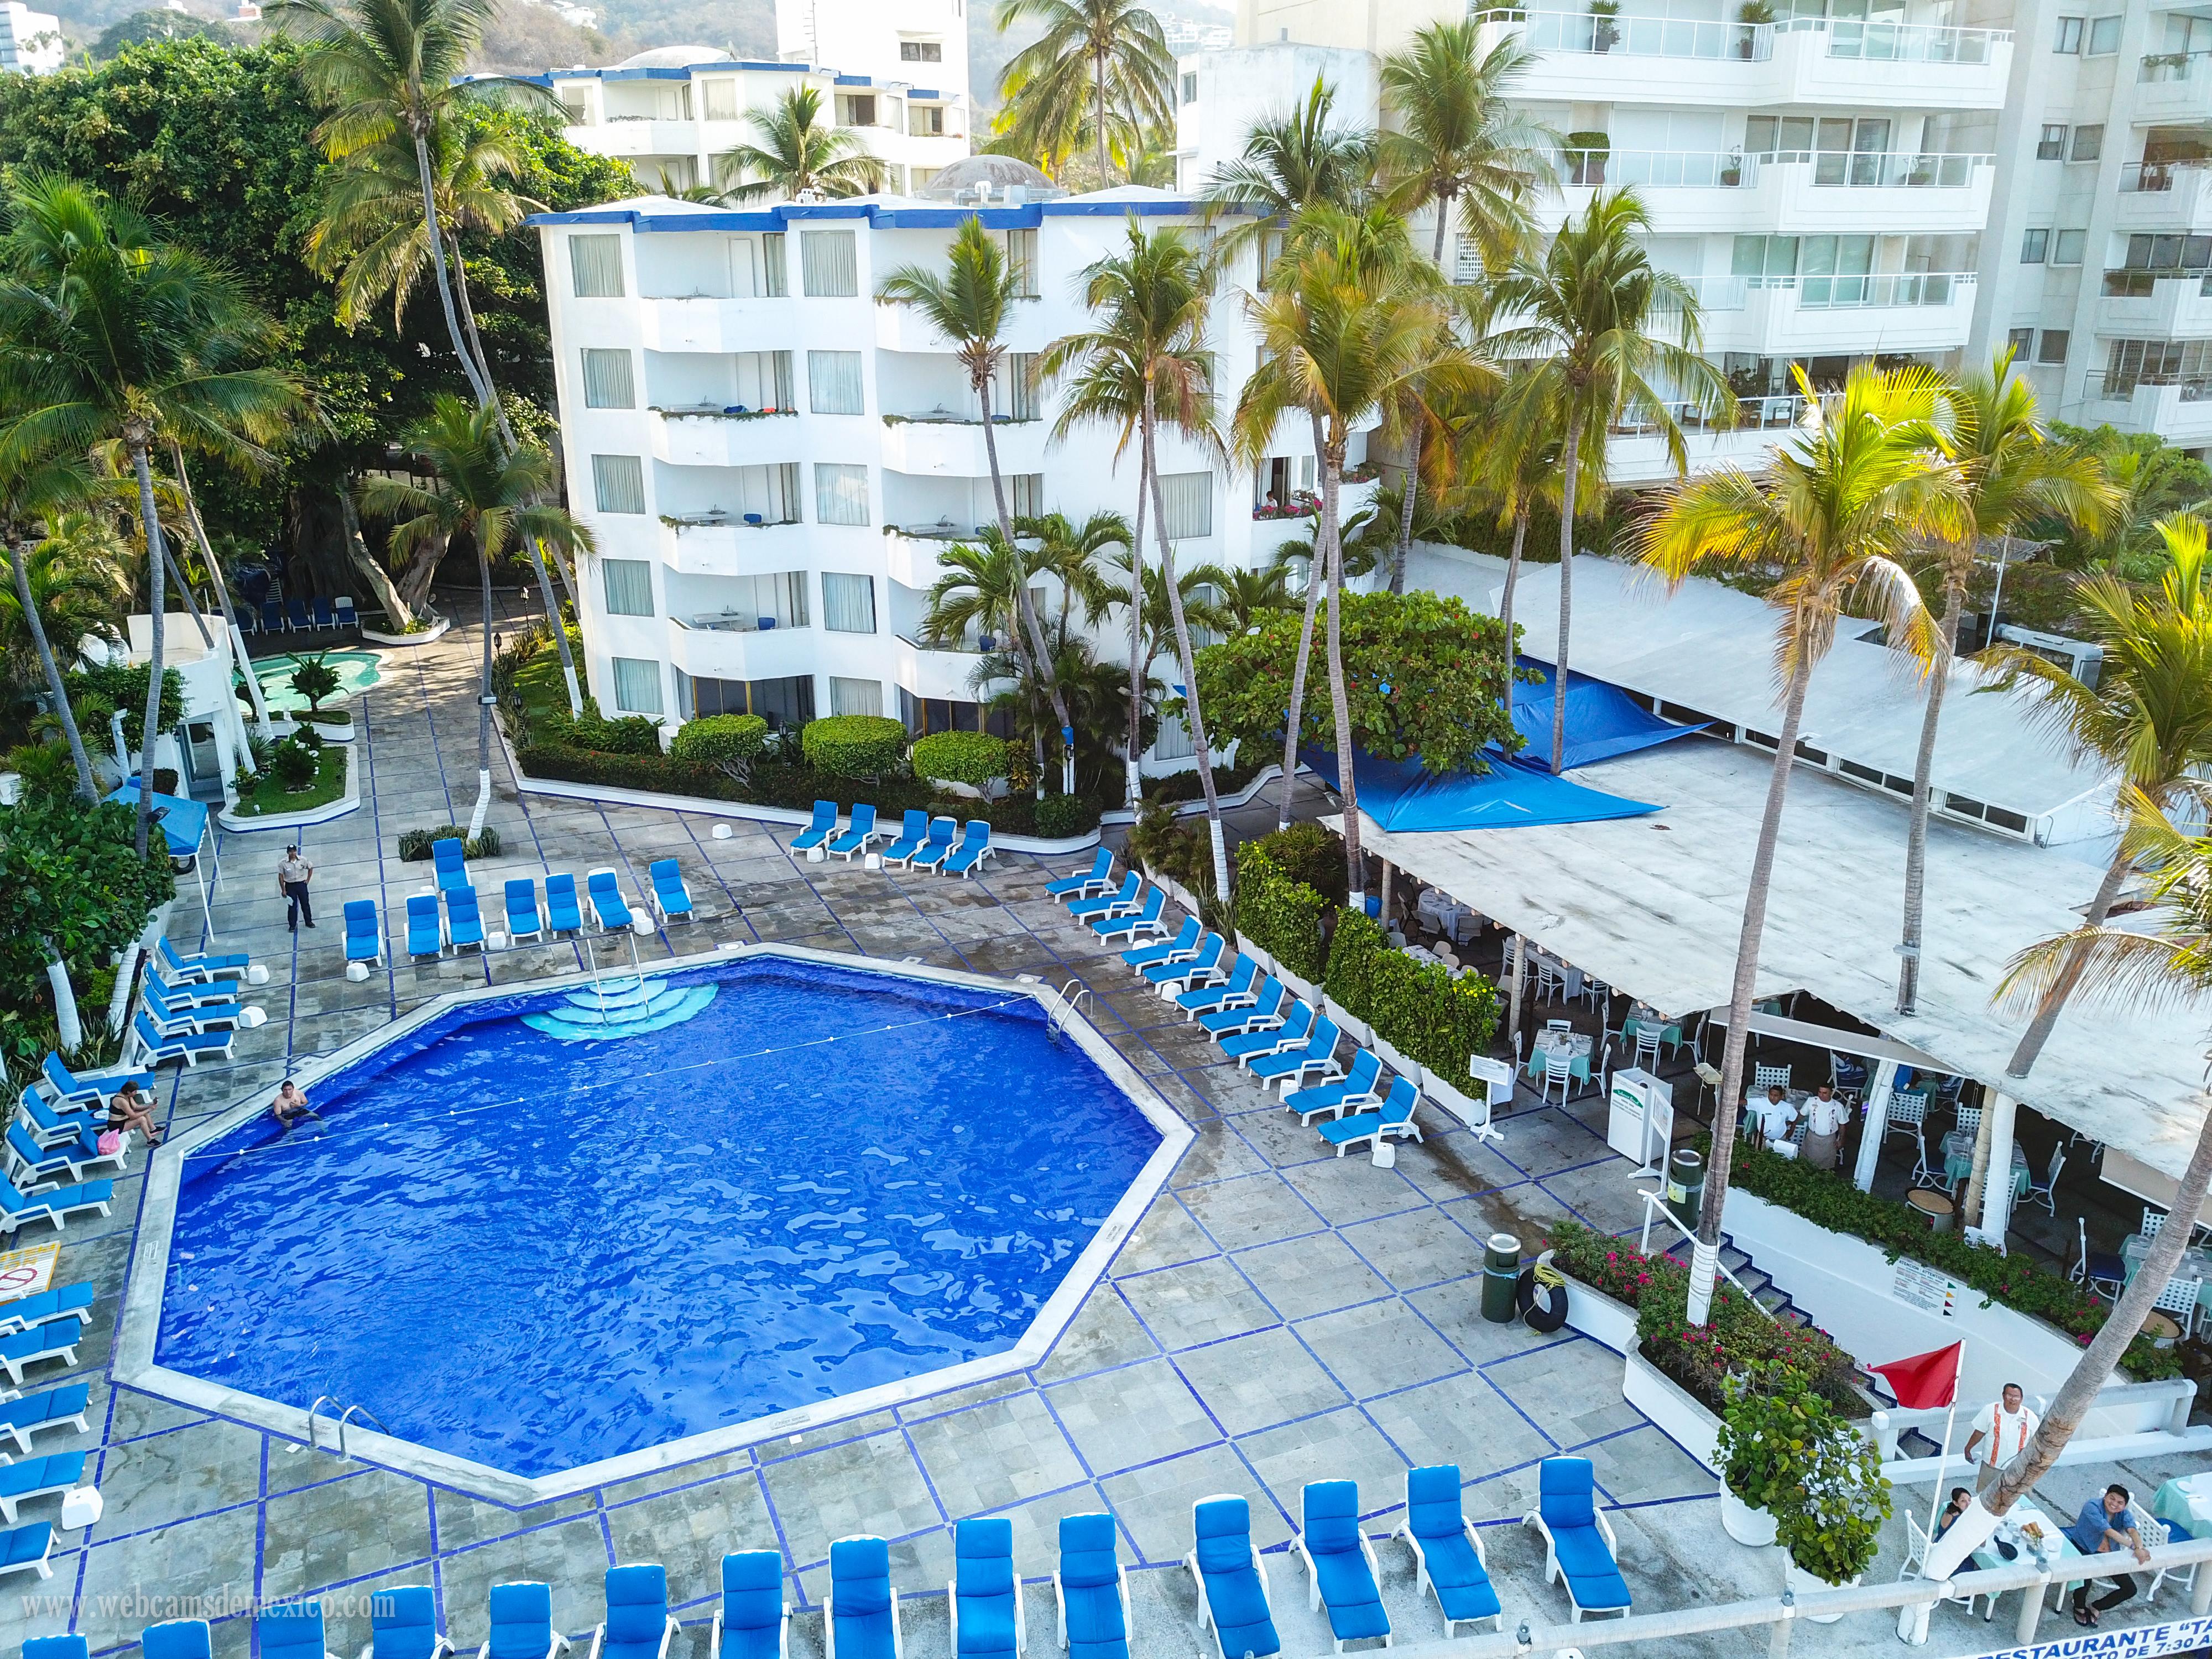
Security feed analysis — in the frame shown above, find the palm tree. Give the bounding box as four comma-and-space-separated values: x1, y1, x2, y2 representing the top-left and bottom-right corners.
359, 394, 592, 837
1456, 372, 1566, 730
1984, 514, 2212, 1083
1102, 546, 1233, 692
922, 529, 1036, 653
1378, 21, 1553, 269
1641, 363, 1961, 1326
0, 453, 110, 803
1489, 189, 1733, 774
881, 217, 1074, 793
1214, 562, 1295, 633
2062, 430, 2211, 576
1017, 509, 1128, 648
995, 0, 1172, 190
0, 176, 302, 857
1199, 75, 1376, 270
1896, 349, 2111, 1033
712, 86, 888, 202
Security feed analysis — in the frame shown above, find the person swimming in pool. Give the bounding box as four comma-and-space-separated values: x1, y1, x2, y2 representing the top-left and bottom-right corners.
272, 1079, 316, 1129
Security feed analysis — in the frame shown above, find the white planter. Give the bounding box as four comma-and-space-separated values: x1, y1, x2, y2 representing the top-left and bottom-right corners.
1421, 1071, 1492, 1135
1559, 1279, 1639, 1353
1785, 1562, 1861, 1621
361, 614, 450, 647
298, 714, 355, 743
1373, 1033, 1417, 1078
1720, 1484, 1779, 1547
1322, 997, 1371, 1046
1623, 1347, 1722, 1473
1244, 942, 1278, 977
1275, 962, 1320, 1004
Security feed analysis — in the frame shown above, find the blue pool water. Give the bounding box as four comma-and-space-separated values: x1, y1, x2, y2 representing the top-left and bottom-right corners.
156, 958, 1160, 1477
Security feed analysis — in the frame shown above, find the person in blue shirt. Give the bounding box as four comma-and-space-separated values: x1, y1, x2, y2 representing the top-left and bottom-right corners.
2067, 1484, 2152, 1625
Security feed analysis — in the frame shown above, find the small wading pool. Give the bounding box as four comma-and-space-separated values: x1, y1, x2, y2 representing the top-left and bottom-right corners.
246, 649, 383, 712
153, 956, 1164, 1480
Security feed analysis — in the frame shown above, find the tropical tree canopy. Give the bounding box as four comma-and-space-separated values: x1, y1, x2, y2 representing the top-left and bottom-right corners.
994, 0, 1173, 186
712, 85, 888, 202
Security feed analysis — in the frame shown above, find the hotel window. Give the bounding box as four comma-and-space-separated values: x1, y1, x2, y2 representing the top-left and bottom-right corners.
2072, 124, 2104, 162
1006, 351, 1039, 419
912, 103, 946, 136
830, 676, 884, 716
581, 348, 635, 409
801, 229, 858, 296
591, 455, 645, 515
601, 558, 653, 617
808, 350, 864, 414
1006, 228, 1039, 296
2020, 227, 2049, 263
839, 93, 877, 127
2038, 330, 2072, 365
1157, 471, 1212, 539
1181, 71, 1198, 103
2054, 15, 2083, 50
2052, 228, 2087, 264
2088, 13, 2121, 52
2036, 123, 2068, 160
1011, 473, 1044, 518
900, 38, 942, 59
2007, 327, 2035, 361
568, 233, 624, 298
822, 572, 877, 634
815, 462, 870, 525
610, 657, 663, 716
763, 233, 789, 296
557, 86, 591, 125
702, 78, 741, 119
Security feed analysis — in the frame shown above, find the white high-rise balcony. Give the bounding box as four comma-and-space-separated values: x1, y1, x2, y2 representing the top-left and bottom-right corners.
1686, 270, 1979, 355
1545, 148, 1994, 237
2117, 164, 2212, 235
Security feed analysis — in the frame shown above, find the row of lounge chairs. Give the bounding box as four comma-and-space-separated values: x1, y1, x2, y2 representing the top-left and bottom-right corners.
234, 596, 356, 635
0, 1264, 101, 1585
8, 1045, 155, 1235
792, 804, 995, 878
348, 850, 703, 966
121, 938, 258, 1070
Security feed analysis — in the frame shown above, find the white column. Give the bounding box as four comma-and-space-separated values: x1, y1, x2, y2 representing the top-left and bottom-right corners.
1853, 1058, 1900, 1192
1980, 1089, 2020, 1244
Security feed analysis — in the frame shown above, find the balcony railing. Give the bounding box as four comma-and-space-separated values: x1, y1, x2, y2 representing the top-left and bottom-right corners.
2101, 269, 2212, 296
2140, 49, 2212, 82
1559, 148, 1987, 188
2087, 372, 2212, 401
674, 613, 808, 634
660, 509, 802, 529
1473, 7, 2005, 64
1799, 15, 2004, 61
2121, 161, 2212, 191
1681, 271, 1973, 311
1609, 393, 1811, 437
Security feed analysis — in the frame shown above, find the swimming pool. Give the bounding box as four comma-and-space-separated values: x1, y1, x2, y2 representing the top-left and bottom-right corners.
247, 648, 383, 712
151, 953, 1167, 1483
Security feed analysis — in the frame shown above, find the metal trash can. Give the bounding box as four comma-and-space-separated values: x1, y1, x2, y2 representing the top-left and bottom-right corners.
1481, 1233, 1522, 1323
1667, 1148, 1704, 1232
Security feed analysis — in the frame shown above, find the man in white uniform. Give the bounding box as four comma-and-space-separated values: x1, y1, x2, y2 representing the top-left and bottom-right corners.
1961, 1382, 2039, 1495
1802, 1083, 1849, 1171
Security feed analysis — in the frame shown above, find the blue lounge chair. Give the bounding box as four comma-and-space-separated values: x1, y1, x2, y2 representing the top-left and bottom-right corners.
588, 1563, 678, 1659
345, 899, 384, 966
1524, 1457, 1631, 1622
586, 869, 635, 932
1296, 1481, 1389, 1653
260, 599, 283, 632
1287, 1050, 1385, 1125
261, 1598, 337, 1659
504, 881, 545, 945
1144, 931, 1223, 989
431, 838, 469, 894
1123, 917, 1200, 974
1395, 1465, 1501, 1636
0, 1185, 55, 1239
479, 1582, 570, 1659
156, 936, 251, 984
0, 1451, 85, 1524
1091, 888, 1166, 945
545, 874, 585, 937
947, 1517, 1022, 1659
0, 1384, 91, 1455
14, 1090, 98, 1152
404, 895, 444, 959
828, 804, 880, 862
312, 596, 337, 630
129, 1013, 233, 1069
1317, 1077, 1422, 1158
0, 1317, 79, 1385
363, 1585, 451, 1659
40, 1051, 153, 1108
1067, 873, 1140, 924
879, 810, 930, 870
1046, 849, 1114, 902
446, 885, 487, 955
0, 1283, 93, 1338
648, 860, 695, 925
286, 597, 313, 631
1185, 1496, 1279, 1659
1053, 1513, 1130, 1659
1, 1175, 109, 1231
709, 1551, 787, 1659
7, 1124, 125, 1193
910, 816, 958, 874
1221, 999, 1313, 1067
1198, 977, 1287, 1040
140, 980, 244, 1035
944, 820, 994, 879
1178, 956, 1258, 1020
335, 596, 358, 629
1249, 1017, 1344, 1094
145, 1621, 212, 1659
825, 1535, 900, 1659
792, 800, 838, 853
234, 606, 258, 637
2, 1524, 57, 1583
143, 966, 236, 1009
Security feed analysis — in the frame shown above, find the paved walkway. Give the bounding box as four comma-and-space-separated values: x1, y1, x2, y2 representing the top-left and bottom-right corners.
9, 602, 2201, 1659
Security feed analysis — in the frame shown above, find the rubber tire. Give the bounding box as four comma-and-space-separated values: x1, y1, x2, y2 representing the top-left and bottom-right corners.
1519, 1268, 1569, 1332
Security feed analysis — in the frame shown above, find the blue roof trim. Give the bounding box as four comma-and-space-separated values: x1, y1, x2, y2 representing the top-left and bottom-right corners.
833, 74, 871, 85
528, 197, 1233, 231
540, 59, 811, 81
907, 87, 940, 98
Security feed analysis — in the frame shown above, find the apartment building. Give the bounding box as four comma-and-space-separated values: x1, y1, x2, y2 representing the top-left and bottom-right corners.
529, 167, 1365, 744
0, 2, 62, 74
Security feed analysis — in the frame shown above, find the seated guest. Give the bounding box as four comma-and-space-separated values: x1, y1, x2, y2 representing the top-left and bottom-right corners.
1934, 1487, 1973, 1539
2067, 1484, 2152, 1626
107, 1081, 161, 1147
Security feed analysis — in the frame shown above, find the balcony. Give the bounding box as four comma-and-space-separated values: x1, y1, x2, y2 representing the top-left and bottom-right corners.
574, 118, 698, 157
892, 633, 995, 703
2098, 271, 2212, 338
1469, 8, 2011, 108
1605, 394, 1809, 483
649, 409, 799, 468
1547, 148, 1992, 236
2118, 164, 2212, 234
1691, 271, 1979, 356
642, 296, 799, 354
666, 614, 817, 682
656, 517, 806, 576
2136, 53, 2212, 126
885, 529, 966, 588
879, 414, 1049, 478
2077, 377, 2212, 443
875, 300, 1051, 355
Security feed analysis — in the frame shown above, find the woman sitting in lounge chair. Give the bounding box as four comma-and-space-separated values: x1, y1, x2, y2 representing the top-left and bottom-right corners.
107, 1082, 161, 1147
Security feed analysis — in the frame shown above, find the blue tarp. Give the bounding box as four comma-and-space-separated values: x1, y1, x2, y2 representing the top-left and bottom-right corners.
107, 782, 208, 857
1510, 658, 1707, 772
1302, 745, 1662, 833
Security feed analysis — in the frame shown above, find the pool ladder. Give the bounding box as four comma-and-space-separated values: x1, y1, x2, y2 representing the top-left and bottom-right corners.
1049, 979, 1093, 1039
305, 1396, 390, 1459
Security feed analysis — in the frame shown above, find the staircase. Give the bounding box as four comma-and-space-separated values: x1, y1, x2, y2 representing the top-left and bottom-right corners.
521, 976, 717, 1041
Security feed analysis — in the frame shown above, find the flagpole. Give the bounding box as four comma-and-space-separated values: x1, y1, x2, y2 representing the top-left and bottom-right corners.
1927, 1343, 1965, 1540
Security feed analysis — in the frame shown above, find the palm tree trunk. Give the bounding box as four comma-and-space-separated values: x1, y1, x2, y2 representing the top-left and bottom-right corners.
8, 536, 98, 802
1126, 446, 1147, 812
170, 445, 270, 737
128, 440, 169, 860
40, 939, 81, 1052
979, 375, 1071, 790
2005, 844, 2137, 1078
414, 131, 494, 409
337, 484, 416, 631
1687, 647, 1815, 1327
1430, 188, 1451, 266
1501, 509, 1528, 734
467, 544, 494, 839
1323, 447, 1365, 911
1897, 581, 1963, 1015
159, 539, 214, 649
1389, 444, 1417, 596
1550, 413, 1581, 774
1277, 413, 1332, 832
1145, 385, 1229, 898
1092, 45, 1110, 189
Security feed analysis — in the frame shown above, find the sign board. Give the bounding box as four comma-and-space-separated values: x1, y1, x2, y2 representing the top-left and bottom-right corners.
1468, 1055, 1514, 1108
1892, 1258, 1961, 1318
1964, 1613, 2212, 1659
1608, 1069, 1674, 1172
0, 1242, 59, 1305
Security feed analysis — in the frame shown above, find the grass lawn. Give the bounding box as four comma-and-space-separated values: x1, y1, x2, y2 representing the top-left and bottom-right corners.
512, 645, 568, 735
233, 745, 349, 817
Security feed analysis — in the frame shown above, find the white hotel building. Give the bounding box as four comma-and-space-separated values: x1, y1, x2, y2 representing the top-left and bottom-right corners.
529, 173, 1371, 739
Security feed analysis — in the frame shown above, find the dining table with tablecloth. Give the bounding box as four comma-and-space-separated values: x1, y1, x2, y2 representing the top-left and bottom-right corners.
2122, 1233, 2212, 1318
1942, 1131, 2031, 1201
1523, 1027, 1595, 1092
2153, 1472, 2212, 1536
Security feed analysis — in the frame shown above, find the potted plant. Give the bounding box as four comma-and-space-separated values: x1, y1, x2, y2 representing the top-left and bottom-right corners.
289, 651, 347, 734
1714, 1368, 1801, 1546
1720, 146, 1745, 187
1773, 1402, 1892, 1617
1588, 0, 1621, 51
1735, 0, 1773, 53
1566, 130, 1611, 186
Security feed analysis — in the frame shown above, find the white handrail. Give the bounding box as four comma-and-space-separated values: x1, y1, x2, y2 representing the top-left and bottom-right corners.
1636, 1186, 1776, 1319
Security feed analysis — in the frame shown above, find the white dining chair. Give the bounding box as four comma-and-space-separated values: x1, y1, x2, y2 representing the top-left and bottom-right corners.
2151, 1272, 2203, 1340
1542, 1045, 1577, 1107
1752, 1062, 1792, 1093
2144, 1207, 2168, 1241
1902, 1515, 1986, 1619
2025, 1145, 2064, 1215
1954, 1104, 1984, 1140
1630, 1024, 1662, 1072
2143, 1516, 2200, 1605
1886, 1091, 1934, 1185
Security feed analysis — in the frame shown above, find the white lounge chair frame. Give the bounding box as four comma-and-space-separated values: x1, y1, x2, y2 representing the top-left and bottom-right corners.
1520, 1504, 1629, 1624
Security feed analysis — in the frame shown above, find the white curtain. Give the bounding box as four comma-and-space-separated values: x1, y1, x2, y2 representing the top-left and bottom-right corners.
581, 348, 635, 409
592, 455, 646, 515
808, 351, 864, 414
801, 229, 858, 296
601, 558, 653, 617
611, 657, 664, 715
702, 77, 740, 119
830, 676, 884, 717
1158, 471, 1213, 539
822, 571, 877, 634
569, 233, 624, 298
815, 463, 870, 525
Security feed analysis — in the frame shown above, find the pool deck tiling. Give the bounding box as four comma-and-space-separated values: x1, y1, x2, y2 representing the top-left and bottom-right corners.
11, 596, 2201, 1659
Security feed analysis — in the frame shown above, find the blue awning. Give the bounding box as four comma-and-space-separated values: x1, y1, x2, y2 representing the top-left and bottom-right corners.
107, 782, 208, 856
1510, 658, 1707, 771
1302, 746, 1661, 833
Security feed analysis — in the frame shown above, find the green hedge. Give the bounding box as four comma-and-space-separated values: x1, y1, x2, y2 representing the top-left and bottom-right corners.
1324, 910, 1501, 1095
542, 700, 662, 755
911, 731, 1011, 789
1232, 833, 1334, 982
670, 714, 769, 769
1717, 1137, 2176, 1380
802, 715, 909, 779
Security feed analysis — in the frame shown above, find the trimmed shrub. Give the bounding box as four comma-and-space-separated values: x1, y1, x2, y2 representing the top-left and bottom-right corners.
398, 825, 502, 860
670, 713, 769, 773
1246, 822, 1347, 909
1232, 833, 1333, 980
270, 739, 316, 790
911, 731, 1010, 790
1323, 910, 1501, 1094
802, 715, 908, 779
544, 698, 662, 755
1032, 791, 1095, 840
1126, 800, 1211, 893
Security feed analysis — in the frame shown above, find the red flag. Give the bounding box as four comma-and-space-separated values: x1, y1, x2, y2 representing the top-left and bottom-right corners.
1869, 1342, 1964, 1410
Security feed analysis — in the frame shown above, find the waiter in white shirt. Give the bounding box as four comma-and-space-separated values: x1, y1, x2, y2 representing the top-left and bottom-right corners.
1802, 1083, 1849, 1172
1962, 1383, 2039, 1495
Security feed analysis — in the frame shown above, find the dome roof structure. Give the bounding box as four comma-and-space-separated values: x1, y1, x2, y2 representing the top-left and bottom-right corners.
915, 154, 1066, 204
616, 44, 728, 67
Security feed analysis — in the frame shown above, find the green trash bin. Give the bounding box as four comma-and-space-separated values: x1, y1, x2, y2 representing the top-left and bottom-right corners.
1481, 1233, 1522, 1323
1667, 1147, 1704, 1232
